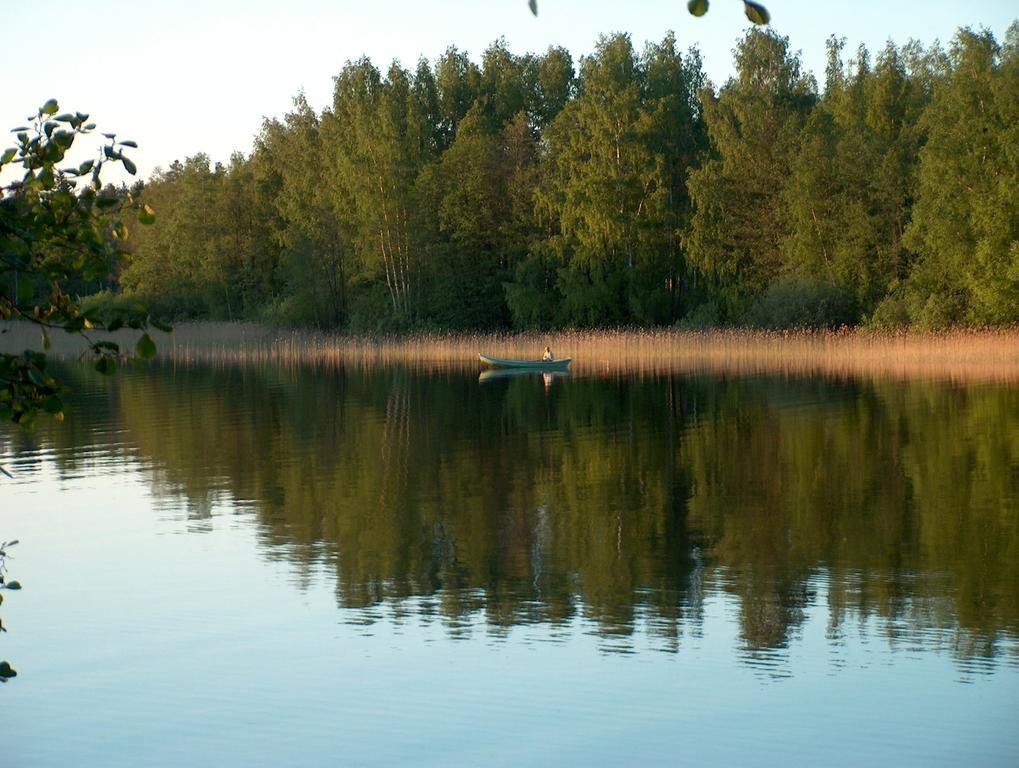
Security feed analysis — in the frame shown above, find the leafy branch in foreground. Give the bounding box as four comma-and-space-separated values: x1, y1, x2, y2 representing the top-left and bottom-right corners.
1, 100, 167, 428
528, 0, 771, 25
0, 539, 20, 681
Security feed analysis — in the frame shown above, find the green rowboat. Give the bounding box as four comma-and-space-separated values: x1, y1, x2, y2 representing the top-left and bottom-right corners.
479, 353, 571, 371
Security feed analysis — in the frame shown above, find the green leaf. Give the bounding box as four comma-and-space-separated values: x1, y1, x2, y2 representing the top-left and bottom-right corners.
42, 395, 64, 414
95, 357, 116, 376
78, 159, 95, 174
53, 130, 74, 149
5, 581, 21, 590
0, 661, 16, 679
135, 333, 157, 360
0, 148, 15, 165
743, 1, 770, 24
120, 140, 138, 148
150, 317, 173, 333
138, 204, 156, 225
41, 98, 59, 115
528, 0, 537, 15
688, 0, 709, 17
122, 156, 137, 175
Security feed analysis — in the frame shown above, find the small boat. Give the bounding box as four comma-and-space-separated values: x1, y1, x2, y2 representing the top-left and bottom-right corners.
479, 353, 572, 371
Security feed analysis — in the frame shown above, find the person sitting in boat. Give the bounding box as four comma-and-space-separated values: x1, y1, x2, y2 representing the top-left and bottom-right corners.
542, 346, 554, 361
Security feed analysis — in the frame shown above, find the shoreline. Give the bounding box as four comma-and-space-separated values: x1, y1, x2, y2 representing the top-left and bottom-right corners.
3, 321, 1019, 384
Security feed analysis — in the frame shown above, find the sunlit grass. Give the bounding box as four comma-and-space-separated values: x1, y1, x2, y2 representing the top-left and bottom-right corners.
3, 321, 1018, 383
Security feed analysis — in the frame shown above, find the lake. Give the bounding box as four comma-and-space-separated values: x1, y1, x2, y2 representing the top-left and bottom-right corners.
2, 361, 1018, 766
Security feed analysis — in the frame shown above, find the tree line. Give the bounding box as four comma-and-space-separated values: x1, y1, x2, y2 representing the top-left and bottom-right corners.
110, 25, 1018, 331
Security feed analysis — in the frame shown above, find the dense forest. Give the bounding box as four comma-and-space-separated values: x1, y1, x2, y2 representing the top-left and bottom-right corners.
102, 25, 1017, 331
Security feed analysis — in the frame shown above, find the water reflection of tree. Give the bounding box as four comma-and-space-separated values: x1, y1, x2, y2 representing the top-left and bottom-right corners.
7, 364, 1018, 668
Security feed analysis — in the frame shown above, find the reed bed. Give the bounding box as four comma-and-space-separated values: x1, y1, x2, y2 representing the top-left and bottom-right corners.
4, 321, 1018, 383
147, 322, 1019, 384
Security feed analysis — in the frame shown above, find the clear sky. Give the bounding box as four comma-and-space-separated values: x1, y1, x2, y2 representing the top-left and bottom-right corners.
3, 1, 1016, 181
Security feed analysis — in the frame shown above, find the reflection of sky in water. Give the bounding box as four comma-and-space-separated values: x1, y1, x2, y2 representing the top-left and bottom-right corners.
3, 460, 1018, 767
3, 365, 1019, 767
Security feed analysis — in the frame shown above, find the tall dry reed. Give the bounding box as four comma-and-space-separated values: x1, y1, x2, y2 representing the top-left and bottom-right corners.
4, 321, 1018, 383
141, 322, 1019, 384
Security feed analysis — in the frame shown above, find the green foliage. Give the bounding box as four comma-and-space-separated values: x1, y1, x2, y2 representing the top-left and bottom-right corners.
256, 98, 346, 326
557, 262, 630, 326
505, 253, 560, 328
121, 153, 276, 321
533, 47, 575, 127
110, 26, 1017, 333
533, 32, 707, 326
135, 333, 156, 359
744, 275, 858, 329
416, 105, 531, 329
783, 39, 932, 310
903, 25, 1019, 325
867, 292, 910, 329
1, 101, 162, 426
685, 29, 816, 316
676, 300, 722, 330
322, 59, 435, 320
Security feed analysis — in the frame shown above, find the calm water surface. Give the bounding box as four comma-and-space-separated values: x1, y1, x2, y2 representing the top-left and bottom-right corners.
1, 363, 1018, 766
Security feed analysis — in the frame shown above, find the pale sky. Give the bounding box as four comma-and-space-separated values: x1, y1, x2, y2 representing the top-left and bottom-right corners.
3, 1, 1016, 182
